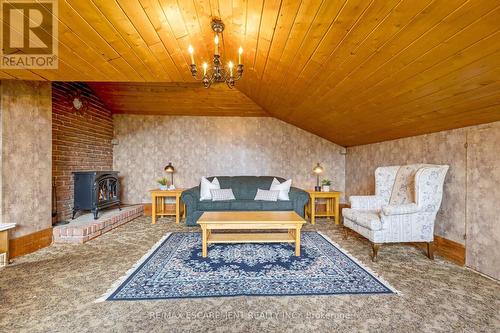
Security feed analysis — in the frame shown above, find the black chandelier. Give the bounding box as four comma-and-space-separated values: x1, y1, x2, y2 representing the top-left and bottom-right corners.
188, 19, 243, 88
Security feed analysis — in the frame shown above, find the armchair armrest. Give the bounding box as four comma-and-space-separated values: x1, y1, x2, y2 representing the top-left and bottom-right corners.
349, 195, 382, 210
381, 203, 420, 216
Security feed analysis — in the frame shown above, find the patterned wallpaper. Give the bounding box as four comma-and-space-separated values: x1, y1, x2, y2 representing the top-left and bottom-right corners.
346, 121, 500, 280
466, 122, 500, 280
113, 115, 346, 204
1, 81, 52, 238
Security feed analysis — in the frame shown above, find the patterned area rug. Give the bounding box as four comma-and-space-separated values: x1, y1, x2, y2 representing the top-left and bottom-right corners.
99, 232, 396, 301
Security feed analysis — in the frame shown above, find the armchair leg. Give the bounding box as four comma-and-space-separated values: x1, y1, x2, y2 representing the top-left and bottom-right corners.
426, 242, 434, 260
371, 243, 381, 262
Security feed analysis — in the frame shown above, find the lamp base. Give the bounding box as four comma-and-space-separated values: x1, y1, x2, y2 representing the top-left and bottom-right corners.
314, 186, 321, 192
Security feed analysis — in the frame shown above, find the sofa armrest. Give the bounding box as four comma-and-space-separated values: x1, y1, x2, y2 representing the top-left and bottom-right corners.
349, 195, 382, 210
381, 203, 420, 216
289, 187, 309, 203
289, 187, 309, 217
181, 186, 200, 211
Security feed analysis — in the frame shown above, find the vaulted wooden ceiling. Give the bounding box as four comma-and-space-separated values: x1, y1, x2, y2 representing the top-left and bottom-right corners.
2, 0, 500, 146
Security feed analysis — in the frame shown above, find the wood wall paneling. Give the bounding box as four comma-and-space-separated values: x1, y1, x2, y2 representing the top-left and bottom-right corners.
413, 235, 465, 266
9, 228, 53, 259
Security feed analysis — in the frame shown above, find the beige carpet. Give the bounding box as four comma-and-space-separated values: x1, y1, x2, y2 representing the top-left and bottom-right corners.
1, 216, 499, 333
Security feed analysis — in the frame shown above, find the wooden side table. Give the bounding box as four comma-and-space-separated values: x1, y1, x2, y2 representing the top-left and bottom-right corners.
150, 189, 185, 224
306, 190, 342, 225
0, 223, 16, 265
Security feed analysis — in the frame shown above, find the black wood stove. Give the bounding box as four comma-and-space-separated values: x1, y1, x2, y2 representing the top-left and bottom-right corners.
72, 171, 121, 220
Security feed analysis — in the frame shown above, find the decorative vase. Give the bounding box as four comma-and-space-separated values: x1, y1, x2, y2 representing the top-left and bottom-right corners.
322, 185, 330, 192
159, 185, 168, 191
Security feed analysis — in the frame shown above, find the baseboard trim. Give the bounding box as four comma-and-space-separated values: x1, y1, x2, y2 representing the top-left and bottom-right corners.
10, 228, 53, 258
414, 235, 465, 266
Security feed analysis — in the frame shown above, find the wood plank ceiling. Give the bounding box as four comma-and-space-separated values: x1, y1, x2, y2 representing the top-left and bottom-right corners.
2, 0, 500, 146
88, 82, 267, 116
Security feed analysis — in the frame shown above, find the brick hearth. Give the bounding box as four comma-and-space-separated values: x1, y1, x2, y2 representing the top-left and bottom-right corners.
53, 205, 144, 244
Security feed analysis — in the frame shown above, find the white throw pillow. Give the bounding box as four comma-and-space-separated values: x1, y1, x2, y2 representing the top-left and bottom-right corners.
254, 189, 280, 201
270, 178, 292, 201
200, 177, 220, 201
210, 188, 236, 201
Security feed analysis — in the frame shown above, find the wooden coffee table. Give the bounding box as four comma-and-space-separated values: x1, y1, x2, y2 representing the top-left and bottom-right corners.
197, 211, 306, 258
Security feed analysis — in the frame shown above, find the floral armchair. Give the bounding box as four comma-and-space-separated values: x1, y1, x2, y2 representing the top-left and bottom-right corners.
342, 164, 449, 261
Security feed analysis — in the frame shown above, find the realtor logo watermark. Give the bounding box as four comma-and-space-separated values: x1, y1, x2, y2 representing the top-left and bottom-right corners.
1, 0, 58, 69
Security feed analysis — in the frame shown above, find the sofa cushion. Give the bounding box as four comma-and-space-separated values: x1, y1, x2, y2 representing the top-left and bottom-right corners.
200, 177, 220, 201
210, 188, 236, 201
261, 200, 294, 211
254, 189, 279, 201
198, 200, 232, 211
342, 208, 383, 231
389, 165, 420, 205
230, 200, 263, 210
270, 178, 292, 200
207, 176, 286, 200
230, 176, 268, 200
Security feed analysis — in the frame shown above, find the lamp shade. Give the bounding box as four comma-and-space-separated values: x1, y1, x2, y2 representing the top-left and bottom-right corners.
164, 163, 175, 173
313, 163, 323, 174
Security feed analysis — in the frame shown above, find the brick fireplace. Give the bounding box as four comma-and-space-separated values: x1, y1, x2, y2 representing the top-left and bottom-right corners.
52, 82, 114, 223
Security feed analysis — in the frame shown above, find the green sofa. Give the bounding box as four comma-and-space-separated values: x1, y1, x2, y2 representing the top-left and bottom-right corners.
181, 176, 309, 226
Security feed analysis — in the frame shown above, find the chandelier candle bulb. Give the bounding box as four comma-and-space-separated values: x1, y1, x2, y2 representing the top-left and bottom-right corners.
228, 61, 233, 76
202, 62, 208, 76
214, 35, 219, 55
188, 45, 194, 64
238, 47, 243, 64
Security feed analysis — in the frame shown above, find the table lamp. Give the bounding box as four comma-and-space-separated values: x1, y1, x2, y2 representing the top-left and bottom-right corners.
164, 163, 175, 188
313, 163, 323, 191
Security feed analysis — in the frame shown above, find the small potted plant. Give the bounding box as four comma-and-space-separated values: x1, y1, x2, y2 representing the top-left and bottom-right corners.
157, 177, 169, 191
321, 179, 332, 192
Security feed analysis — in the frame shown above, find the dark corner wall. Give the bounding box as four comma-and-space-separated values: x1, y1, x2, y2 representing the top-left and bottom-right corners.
52, 82, 114, 222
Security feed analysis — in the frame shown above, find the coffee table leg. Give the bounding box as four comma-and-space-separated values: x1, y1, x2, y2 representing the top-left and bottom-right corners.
202, 227, 208, 258
295, 227, 301, 256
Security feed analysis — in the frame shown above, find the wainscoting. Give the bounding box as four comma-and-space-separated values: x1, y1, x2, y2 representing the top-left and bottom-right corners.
413, 236, 465, 266
9, 228, 53, 258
